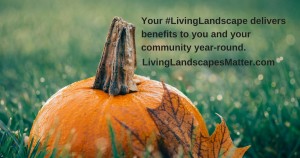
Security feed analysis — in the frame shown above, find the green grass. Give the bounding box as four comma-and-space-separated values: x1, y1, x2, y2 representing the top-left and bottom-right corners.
1, 0, 300, 157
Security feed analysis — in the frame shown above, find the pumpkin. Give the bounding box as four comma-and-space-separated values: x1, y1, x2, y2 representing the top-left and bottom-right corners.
29, 17, 249, 157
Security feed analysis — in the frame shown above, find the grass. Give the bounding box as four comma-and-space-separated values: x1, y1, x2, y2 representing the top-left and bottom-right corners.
1, 0, 300, 157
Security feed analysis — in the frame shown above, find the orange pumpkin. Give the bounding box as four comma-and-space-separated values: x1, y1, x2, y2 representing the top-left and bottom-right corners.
29, 17, 208, 157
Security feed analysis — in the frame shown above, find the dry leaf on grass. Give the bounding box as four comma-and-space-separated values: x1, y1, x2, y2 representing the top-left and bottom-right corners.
147, 82, 250, 158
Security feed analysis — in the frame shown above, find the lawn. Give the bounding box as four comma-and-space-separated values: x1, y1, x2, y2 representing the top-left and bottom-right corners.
0, 0, 299, 157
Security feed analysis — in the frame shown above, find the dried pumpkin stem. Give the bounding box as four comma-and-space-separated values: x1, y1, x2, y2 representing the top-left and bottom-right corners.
93, 17, 137, 96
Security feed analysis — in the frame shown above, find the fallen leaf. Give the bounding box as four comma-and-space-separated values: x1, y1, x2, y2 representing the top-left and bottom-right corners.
192, 114, 250, 158
147, 82, 197, 157
148, 82, 250, 158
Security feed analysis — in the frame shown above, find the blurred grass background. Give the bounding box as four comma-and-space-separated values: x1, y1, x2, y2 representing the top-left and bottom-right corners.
0, 0, 299, 157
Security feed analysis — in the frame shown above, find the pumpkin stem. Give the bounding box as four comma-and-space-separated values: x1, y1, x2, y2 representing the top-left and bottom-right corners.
93, 17, 137, 96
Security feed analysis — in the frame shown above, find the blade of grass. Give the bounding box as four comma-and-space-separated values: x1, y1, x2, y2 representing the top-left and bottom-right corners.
29, 139, 41, 158
0, 120, 20, 149
108, 122, 119, 158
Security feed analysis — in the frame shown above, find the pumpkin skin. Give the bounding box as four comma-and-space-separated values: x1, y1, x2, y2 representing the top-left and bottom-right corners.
29, 75, 208, 157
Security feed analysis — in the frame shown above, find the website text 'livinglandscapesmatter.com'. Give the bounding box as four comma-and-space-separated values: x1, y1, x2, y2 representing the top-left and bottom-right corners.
142, 58, 277, 68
